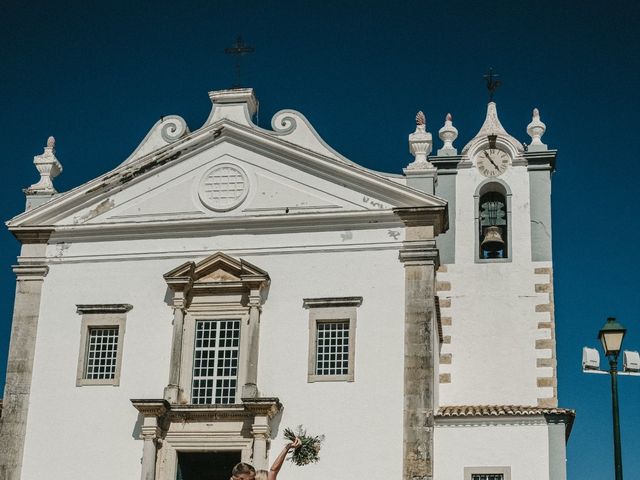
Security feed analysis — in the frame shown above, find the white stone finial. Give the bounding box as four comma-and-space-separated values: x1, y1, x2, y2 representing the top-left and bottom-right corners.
526, 107, 547, 151
437, 113, 458, 156
25, 136, 63, 195
407, 111, 434, 170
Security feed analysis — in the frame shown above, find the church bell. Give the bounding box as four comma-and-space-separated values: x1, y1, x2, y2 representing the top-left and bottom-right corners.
481, 226, 505, 252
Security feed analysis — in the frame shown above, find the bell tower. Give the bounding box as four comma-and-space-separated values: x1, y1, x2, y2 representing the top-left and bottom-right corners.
403, 94, 570, 480
404, 96, 557, 407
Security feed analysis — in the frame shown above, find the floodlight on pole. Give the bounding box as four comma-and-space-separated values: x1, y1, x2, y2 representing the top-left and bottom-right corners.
583, 317, 639, 480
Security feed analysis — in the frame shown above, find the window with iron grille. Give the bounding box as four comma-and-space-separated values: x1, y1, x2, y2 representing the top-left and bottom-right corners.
303, 297, 361, 383
464, 467, 510, 480
76, 304, 131, 387
315, 321, 350, 376
471, 475, 504, 480
191, 319, 240, 404
84, 327, 119, 380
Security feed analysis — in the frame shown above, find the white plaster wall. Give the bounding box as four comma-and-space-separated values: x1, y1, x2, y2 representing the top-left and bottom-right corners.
438, 165, 552, 406
21, 228, 405, 480
434, 421, 551, 480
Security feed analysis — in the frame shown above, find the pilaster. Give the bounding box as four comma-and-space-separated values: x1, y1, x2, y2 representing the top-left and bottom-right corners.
396, 207, 441, 480
250, 415, 270, 470
242, 288, 263, 398
164, 304, 186, 404
131, 400, 170, 480
0, 235, 50, 480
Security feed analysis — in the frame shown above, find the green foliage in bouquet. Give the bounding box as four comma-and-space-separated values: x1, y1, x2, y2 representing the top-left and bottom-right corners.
283, 425, 325, 466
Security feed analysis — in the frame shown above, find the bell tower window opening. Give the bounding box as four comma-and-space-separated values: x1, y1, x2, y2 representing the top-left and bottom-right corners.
479, 189, 508, 259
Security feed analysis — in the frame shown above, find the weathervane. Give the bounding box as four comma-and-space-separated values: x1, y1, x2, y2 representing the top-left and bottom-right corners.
224, 36, 255, 88
483, 68, 501, 102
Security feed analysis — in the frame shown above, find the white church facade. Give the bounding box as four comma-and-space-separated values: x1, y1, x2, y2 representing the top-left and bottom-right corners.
0, 87, 573, 480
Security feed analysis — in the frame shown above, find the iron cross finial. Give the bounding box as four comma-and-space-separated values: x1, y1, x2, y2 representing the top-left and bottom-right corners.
224, 36, 255, 89
483, 68, 502, 102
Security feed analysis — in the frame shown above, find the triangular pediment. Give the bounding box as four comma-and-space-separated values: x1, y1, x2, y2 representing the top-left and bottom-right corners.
9, 115, 447, 236
164, 252, 269, 291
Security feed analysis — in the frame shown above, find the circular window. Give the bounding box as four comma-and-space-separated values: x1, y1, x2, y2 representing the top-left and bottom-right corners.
198, 164, 249, 212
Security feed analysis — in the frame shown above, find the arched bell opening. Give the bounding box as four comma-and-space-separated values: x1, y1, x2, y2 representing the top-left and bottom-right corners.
476, 182, 510, 260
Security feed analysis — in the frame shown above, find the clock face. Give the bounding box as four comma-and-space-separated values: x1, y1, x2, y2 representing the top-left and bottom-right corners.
476, 148, 510, 177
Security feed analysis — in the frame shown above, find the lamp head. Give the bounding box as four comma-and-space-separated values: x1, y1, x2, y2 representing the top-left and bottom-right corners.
598, 317, 626, 357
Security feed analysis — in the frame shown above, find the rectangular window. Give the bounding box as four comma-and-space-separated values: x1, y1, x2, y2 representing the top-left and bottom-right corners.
191, 319, 240, 404
303, 297, 362, 383
85, 327, 119, 380
76, 304, 131, 386
315, 321, 350, 376
465, 467, 510, 480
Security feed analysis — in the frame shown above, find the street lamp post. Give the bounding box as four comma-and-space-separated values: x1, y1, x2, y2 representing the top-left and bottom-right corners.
583, 317, 640, 480
598, 317, 627, 480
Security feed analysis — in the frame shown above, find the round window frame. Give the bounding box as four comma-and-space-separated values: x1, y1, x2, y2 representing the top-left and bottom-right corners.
198, 163, 250, 212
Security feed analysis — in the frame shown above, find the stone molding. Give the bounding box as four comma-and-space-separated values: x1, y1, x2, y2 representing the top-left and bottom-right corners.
302, 297, 363, 309
131, 398, 281, 424
15, 210, 411, 244
12, 264, 49, 280
164, 251, 270, 308
9, 228, 54, 244
131, 399, 171, 418
76, 304, 133, 314
393, 206, 448, 236
525, 150, 557, 172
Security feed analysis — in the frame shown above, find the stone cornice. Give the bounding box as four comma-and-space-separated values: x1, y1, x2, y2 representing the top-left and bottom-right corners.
164, 252, 270, 308
9, 228, 54, 244
393, 206, 448, 236
10, 210, 407, 243
429, 155, 463, 173
302, 297, 363, 309
398, 240, 440, 267
131, 399, 171, 417
525, 149, 557, 172
131, 397, 282, 422
76, 304, 133, 314
12, 264, 49, 280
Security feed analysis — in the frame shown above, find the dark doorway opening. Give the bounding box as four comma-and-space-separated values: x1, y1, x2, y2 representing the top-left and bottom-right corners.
177, 451, 241, 480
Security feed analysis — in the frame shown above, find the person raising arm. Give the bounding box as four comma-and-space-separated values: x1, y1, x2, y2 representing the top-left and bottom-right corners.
255, 437, 302, 480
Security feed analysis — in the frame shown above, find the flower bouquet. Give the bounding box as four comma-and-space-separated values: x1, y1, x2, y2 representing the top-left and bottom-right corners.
283, 425, 325, 466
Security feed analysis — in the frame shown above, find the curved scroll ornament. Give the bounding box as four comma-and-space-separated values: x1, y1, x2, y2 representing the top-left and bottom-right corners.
160, 116, 189, 142
271, 111, 298, 135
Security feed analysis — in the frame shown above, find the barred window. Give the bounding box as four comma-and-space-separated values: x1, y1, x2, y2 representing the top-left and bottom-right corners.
315, 321, 350, 376
76, 304, 131, 387
465, 467, 510, 480
191, 319, 240, 405
84, 327, 119, 380
304, 297, 361, 383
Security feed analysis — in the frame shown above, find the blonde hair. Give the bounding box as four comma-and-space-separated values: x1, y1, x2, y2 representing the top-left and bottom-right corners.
255, 470, 268, 480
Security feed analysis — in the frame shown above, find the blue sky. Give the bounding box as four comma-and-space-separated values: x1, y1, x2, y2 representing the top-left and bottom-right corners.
2, 1, 639, 477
